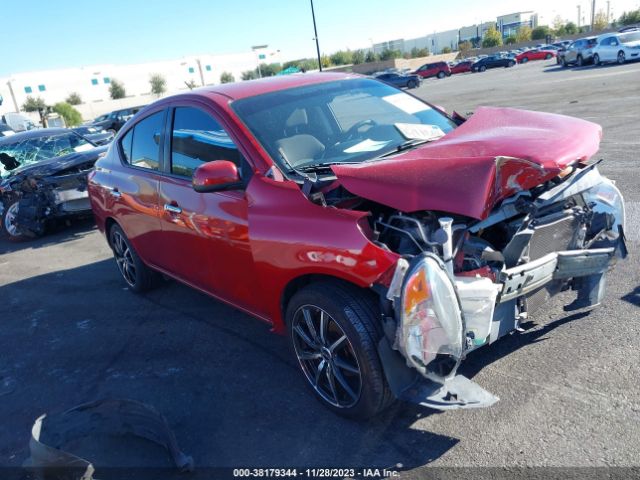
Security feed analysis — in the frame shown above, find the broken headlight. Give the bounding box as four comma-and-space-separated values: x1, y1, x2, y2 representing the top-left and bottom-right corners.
585, 176, 625, 232
396, 253, 464, 382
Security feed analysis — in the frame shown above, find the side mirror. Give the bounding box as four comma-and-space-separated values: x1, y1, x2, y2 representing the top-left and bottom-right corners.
193, 160, 241, 193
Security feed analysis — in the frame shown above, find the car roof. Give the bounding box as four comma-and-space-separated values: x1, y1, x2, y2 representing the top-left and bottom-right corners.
0, 128, 71, 145
180, 72, 359, 102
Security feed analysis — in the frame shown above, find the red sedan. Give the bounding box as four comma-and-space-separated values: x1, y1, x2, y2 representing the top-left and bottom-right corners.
449, 60, 473, 74
88, 73, 626, 419
516, 49, 557, 63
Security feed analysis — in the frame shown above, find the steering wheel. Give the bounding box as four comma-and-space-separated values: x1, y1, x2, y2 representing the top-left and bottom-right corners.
344, 119, 378, 141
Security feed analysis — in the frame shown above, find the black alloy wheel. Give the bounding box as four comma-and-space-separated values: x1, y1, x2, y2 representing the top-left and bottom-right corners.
291, 304, 362, 409
286, 281, 394, 419
109, 224, 159, 293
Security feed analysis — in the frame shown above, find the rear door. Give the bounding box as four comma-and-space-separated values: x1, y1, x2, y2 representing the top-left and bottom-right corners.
156, 103, 259, 310
108, 109, 166, 265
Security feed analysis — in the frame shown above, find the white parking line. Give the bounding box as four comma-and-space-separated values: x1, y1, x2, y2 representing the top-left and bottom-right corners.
543, 67, 640, 84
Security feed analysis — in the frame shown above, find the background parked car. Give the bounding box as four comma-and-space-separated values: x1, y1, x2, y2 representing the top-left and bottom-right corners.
561, 37, 598, 67
71, 125, 115, 145
0, 128, 106, 239
413, 61, 451, 79
593, 31, 640, 65
374, 72, 421, 89
449, 60, 473, 74
89, 106, 145, 133
471, 55, 516, 72
516, 48, 557, 63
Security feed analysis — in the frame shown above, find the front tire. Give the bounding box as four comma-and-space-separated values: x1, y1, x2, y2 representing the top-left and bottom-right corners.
286, 281, 394, 420
109, 223, 159, 293
521, 57, 529, 63
545, 53, 552, 59
617, 51, 626, 64
577, 55, 584, 67
1, 200, 37, 241
407, 79, 417, 89
479, 65, 487, 72
436, 71, 445, 79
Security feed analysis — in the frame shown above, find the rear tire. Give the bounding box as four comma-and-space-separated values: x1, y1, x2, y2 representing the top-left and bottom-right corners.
508, 60, 515, 67
286, 281, 394, 420
479, 65, 486, 72
561, 57, 568, 67
577, 55, 584, 67
407, 79, 417, 89
545, 53, 552, 59
109, 223, 160, 293
593, 53, 600, 65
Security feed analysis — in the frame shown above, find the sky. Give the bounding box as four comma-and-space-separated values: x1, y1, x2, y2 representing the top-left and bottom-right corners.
2, 0, 639, 76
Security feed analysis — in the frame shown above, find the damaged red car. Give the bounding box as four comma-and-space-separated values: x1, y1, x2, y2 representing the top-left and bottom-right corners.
88, 73, 627, 419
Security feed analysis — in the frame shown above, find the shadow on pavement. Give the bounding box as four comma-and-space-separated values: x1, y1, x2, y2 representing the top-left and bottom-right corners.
460, 310, 590, 380
0, 217, 97, 255
0, 259, 457, 471
621, 285, 640, 307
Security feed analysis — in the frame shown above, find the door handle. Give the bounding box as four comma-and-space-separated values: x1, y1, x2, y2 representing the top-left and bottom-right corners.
164, 203, 182, 214
106, 186, 121, 198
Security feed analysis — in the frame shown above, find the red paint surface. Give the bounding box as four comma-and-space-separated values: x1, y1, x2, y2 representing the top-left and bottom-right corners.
332, 106, 602, 219
516, 49, 557, 63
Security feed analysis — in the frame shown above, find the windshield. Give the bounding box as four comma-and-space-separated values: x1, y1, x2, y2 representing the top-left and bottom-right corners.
231, 78, 456, 173
620, 31, 640, 43
0, 131, 93, 177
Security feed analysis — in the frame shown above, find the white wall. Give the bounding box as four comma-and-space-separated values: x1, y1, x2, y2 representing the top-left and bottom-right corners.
0, 48, 280, 122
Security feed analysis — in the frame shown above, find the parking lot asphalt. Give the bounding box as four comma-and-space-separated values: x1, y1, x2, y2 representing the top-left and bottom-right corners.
1, 59, 639, 478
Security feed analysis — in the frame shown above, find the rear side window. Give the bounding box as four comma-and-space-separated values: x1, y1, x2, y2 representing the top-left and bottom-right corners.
170, 107, 241, 178
120, 111, 164, 170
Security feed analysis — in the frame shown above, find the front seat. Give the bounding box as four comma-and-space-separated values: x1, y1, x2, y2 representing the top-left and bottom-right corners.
275, 135, 325, 168
276, 108, 325, 167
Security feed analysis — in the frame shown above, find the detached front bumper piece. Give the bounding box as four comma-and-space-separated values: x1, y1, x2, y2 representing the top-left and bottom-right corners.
378, 335, 498, 411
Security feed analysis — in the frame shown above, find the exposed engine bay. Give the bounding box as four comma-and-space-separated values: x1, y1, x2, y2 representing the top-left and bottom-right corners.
302, 161, 626, 408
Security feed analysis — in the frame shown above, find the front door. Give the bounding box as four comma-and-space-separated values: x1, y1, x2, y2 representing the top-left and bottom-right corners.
157, 105, 260, 312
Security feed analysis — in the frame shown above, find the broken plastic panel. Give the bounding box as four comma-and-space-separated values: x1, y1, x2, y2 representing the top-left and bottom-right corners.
396, 253, 464, 381
23, 398, 194, 479
455, 276, 501, 348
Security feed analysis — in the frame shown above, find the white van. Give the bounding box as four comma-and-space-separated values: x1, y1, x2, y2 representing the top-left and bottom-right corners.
1, 112, 38, 132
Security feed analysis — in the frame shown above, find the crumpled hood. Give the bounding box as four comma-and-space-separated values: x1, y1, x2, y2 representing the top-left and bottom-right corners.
332, 107, 602, 219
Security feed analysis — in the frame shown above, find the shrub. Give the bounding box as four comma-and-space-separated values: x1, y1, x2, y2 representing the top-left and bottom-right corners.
66, 92, 82, 105
22, 96, 47, 112
52, 102, 82, 127
149, 73, 167, 96
220, 72, 235, 83
109, 79, 126, 99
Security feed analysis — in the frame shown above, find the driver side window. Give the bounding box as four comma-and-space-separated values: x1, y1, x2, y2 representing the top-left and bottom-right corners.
170, 107, 243, 179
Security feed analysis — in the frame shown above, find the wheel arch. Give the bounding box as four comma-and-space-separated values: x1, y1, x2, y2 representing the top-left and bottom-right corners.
280, 273, 380, 329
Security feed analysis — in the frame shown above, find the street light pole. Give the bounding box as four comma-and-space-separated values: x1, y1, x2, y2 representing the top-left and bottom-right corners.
310, 0, 322, 71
